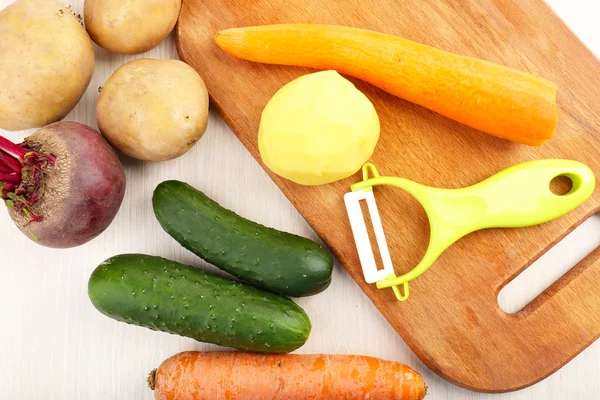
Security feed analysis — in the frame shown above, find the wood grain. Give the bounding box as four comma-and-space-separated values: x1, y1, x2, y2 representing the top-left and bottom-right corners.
177, 0, 600, 392
1, 1, 600, 399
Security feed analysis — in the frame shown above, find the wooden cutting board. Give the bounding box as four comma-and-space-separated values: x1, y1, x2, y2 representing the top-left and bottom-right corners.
177, 0, 600, 392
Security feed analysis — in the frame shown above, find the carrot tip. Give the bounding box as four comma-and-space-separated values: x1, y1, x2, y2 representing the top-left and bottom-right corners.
147, 369, 157, 391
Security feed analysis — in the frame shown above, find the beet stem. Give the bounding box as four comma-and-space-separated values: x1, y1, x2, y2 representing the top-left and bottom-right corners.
0, 135, 55, 223
0, 151, 22, 174
0, 173, 21, 183
0, 135, 27, 160
0, 163, 15, 174
1, 182, 16, 198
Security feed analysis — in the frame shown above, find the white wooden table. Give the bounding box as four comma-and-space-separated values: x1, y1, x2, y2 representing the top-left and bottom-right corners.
1, 1, 599, 398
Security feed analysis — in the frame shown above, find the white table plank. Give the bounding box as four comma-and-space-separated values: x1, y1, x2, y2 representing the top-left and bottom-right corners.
0, 0, 598, 398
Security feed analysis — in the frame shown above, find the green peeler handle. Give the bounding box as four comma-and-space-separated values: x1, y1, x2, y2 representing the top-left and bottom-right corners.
434, 159, 596, 231
352, 160, 596, 294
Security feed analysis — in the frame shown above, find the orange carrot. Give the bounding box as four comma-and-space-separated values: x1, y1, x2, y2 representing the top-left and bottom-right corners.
149, 351, 427, 400
215, 24, 557, 146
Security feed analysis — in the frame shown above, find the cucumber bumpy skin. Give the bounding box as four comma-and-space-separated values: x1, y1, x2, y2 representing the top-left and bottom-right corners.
152, 180, 334, 297
88, 254, 311, 353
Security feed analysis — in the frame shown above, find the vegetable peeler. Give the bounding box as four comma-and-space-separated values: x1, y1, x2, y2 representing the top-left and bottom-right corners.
344, 160, 595, 301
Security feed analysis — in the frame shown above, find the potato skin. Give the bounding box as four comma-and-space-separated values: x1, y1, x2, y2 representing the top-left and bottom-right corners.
0, 0, 95, 131
96, 59, 209, 162
84, 0, 182, 55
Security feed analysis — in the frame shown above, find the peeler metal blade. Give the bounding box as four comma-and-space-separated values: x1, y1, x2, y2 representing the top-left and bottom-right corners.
344, 189, 395, 284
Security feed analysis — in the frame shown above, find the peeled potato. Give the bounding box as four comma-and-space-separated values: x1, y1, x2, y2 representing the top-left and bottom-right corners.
96, 59, 209, 162
84, 0, 182, 55
259, 70, 380, 185
0, 0, 95, 131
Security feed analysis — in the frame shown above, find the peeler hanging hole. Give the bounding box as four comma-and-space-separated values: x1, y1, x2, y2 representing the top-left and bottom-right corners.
549, 175, 574, 196
392, 282, 410, 301
362, 163, 381, 181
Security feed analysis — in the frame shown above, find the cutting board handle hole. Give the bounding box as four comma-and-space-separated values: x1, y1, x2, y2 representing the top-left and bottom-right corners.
550, 175, 574, 196
498, 214, 600, 314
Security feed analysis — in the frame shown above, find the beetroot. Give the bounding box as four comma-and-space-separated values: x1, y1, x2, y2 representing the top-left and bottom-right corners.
0, 122, 126, 248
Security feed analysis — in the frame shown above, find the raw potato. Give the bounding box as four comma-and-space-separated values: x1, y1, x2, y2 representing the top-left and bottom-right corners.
259, 70, 380, 185
85, 0, 182, 55
0, 0, 95, 131
96, 59, 209, 162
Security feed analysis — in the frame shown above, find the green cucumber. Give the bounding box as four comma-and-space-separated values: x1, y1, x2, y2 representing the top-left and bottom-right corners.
88, 254, 311, 353
152, 180, 333, 297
